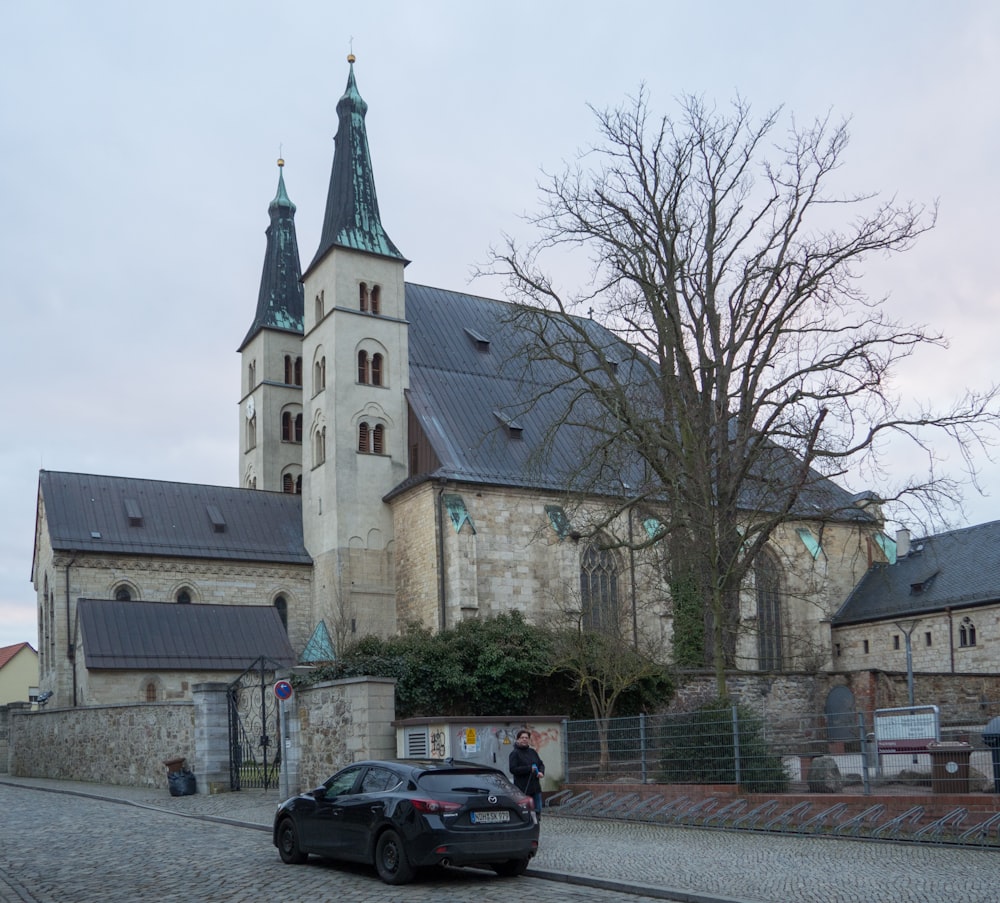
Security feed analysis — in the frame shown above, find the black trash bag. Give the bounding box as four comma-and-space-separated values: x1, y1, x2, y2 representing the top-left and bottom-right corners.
168, 769, 197, 797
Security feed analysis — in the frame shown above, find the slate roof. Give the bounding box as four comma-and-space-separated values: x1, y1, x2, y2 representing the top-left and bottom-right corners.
38, 471, 310, 564
76, 599, 296, 670
832, 520, 1000, 625
398, 283, 874, 523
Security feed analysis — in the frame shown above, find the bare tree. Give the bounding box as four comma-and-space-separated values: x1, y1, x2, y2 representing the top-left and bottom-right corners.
484, 93, 1000, 695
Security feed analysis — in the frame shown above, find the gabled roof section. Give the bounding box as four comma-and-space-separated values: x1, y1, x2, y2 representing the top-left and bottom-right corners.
0, 643, 36, 670
76, 599, 295, 670
307, 56, 404, 273
833, 520, 1000, 625
38, 471, 310, 565
394, 283, 874, 525
239, 159, 305, 350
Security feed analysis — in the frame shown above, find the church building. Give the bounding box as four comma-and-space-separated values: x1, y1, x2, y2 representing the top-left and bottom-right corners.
31, 57, 888, 708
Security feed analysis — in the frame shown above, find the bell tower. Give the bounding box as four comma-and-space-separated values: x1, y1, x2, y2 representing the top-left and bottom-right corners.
300, 55, 408, 645
238, 159, 305, 493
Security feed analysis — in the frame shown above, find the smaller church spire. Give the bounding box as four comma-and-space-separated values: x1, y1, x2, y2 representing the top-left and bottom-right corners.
308, 55, 405, 272
239, 158, 305, 350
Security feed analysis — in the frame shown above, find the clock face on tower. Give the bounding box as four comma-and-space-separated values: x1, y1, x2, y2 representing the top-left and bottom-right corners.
245, 395, 255, 419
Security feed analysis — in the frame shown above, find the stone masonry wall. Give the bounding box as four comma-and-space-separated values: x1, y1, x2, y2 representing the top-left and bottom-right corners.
9, 702, 195, 787
294, 676, 397, 788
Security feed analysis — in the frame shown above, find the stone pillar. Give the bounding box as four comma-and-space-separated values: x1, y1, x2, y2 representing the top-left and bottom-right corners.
192, 682, 230, 794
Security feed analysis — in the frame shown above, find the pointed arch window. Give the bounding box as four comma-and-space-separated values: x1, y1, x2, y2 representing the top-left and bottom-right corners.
246, 414, 256, 451
755, 551, 783, 670
275, 595, 288, 631
580, 542, 619, 632
248, 360, 256, 390
315, 290, 324, 322
114, 585, 133, 602
176, 587, 192, 604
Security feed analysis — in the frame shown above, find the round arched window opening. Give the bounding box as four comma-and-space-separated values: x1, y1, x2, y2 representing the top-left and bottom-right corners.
114, 586, 132, 602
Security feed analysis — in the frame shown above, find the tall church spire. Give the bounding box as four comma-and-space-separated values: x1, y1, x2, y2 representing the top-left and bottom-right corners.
308, 55, 404, 271
240, 159, 305, 348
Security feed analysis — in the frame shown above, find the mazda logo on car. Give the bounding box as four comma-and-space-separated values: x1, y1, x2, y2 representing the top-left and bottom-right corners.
488, 794, 498, 805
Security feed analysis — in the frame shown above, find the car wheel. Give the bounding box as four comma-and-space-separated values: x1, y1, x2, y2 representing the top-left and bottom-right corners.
276, 817, 308, 864
491, 858, 530, 877
374, 829, 415, 885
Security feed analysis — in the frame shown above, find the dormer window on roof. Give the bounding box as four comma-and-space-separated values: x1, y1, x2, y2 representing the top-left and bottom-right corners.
206, 505, 227, 533
493, 410, 523, 439
124, 498, 143, 527
464, 327, 491, 352
909, 570, 939, 595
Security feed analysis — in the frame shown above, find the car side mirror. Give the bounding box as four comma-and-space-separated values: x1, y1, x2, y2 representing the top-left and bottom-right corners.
312, 787, 327, 801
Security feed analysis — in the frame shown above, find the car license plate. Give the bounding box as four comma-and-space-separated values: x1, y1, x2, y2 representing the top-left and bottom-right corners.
471, 810, 510, 824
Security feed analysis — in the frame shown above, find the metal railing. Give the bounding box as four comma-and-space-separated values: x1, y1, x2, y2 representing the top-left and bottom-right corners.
553, 700, 1000, 846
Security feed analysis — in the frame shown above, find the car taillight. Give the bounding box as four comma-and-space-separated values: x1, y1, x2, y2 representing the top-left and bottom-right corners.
411, 798, 462, 814
516, 794, 534, 810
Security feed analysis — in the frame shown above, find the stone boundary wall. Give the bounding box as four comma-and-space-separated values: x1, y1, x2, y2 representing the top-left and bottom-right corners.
294, 676, 397, 788
8, 702, 195, 788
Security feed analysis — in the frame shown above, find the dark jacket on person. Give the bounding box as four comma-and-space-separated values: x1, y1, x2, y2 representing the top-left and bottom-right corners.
508, 744, 545, 796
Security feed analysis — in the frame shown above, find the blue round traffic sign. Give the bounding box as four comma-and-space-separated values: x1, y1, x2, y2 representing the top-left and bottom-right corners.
273, 679, 293, 700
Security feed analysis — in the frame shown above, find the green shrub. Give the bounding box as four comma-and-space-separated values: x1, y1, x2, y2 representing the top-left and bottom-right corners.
656, 699, 788, 793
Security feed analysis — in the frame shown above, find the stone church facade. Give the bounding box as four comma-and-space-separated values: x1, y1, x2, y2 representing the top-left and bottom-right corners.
33, 56, 917, 709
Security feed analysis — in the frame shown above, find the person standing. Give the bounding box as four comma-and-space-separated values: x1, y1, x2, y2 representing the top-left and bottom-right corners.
508, 728, 545, 819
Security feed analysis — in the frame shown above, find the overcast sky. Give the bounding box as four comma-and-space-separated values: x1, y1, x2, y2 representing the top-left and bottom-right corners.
2, 1, 999, 650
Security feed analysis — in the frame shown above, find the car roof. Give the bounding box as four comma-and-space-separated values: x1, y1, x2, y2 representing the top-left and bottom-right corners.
347, 758, 503, 776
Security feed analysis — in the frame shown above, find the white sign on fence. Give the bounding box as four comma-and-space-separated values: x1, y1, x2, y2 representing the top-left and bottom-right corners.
874, 705, 940, 753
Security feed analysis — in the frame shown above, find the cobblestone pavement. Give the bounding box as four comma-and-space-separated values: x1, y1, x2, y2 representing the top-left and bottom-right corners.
2, 777, 998, 903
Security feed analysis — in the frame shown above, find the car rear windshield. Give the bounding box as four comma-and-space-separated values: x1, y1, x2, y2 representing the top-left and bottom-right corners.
416, 770, 518, 794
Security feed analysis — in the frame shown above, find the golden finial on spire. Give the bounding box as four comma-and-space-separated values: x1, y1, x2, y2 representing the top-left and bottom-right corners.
348, 36, 355, 63
277, 143, 284, 168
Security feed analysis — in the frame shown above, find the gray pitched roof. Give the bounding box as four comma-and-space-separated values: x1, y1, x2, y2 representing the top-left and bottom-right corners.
76, 599, 296, 670
833, 520, 1000, 625
400, 283, 874, 523
39, 471, 310, 564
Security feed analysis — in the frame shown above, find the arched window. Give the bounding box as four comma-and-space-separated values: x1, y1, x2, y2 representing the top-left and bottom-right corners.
373, 423, 385, 454
358, 350, 369, 384
145, 681, 158, 702
580, 542, 619, 632
294, 356, 302, 386
959, 617, 977, 647
360, 282, 369, 312
358, 421, 370, 453
283, 473, 294, 494
294, 413, 302, 442
248, 360, 256, 389
246, 415, 256, 451
284, 355, 293, 384
314, 426, 326, 465
114, 585, 132, 602
371, 285, 381, 315
755, 551, 783, 670
315, 290, 324, 322
176, 587, 192, 604
282, 411, 292, 441
314, 357, 326, 392
275, 595, 288, 631
371, 353, 383, 386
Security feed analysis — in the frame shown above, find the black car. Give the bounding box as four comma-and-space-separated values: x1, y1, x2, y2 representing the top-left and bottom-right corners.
272, 758, 539, 885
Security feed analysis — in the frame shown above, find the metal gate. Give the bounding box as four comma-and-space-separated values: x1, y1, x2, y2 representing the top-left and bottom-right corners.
228, 657, 282, 791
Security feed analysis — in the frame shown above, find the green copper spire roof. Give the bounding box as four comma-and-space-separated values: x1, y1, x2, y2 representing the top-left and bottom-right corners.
239, 159, 305, 350
308, 56, 404, 271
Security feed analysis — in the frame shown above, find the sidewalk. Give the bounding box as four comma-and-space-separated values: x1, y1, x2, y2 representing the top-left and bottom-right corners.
3, 775, 999, 903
